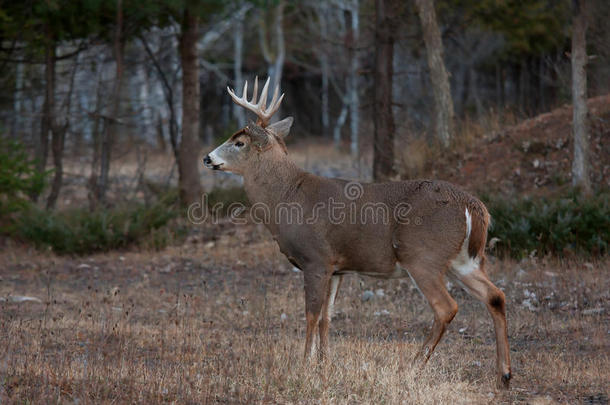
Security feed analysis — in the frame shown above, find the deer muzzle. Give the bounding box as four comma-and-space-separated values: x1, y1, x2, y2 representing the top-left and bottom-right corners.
203, 154, 223, 170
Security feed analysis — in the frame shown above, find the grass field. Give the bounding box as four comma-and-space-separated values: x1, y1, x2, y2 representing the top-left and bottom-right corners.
1, 223, 608, 404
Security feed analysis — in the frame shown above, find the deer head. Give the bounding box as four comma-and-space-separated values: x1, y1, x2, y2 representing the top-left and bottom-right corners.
203, 77, 293, 174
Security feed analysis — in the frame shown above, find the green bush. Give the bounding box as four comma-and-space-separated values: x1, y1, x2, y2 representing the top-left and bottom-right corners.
0, 136, 48, 226
206, 186, 249, 217
16, 191, 185, 255
484, 190, 609, 258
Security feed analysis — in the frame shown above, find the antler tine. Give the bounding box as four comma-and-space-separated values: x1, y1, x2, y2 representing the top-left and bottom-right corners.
266, 92, 285, 119
258, 77, 271, 112
269, 84, 280, 108
226, 76, 285, 127
251, 76, 259, 105
241, 80, 248, 100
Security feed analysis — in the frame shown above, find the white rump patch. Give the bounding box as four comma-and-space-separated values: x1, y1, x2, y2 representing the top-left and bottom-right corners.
450, 208, 480, 276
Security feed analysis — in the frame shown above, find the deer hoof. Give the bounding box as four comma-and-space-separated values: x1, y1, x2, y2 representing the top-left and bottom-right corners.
498, 372, 511, 389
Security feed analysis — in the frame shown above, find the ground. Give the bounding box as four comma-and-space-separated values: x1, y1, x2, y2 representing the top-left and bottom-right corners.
3, 98, 609, 403
436, 95, 610, 196
1, 222, 608, 404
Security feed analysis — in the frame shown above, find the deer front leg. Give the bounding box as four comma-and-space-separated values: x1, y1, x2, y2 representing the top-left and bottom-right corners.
303, 268, 332, 362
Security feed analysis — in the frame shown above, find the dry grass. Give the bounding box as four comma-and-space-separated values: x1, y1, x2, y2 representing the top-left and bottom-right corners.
0, 225, 608, 404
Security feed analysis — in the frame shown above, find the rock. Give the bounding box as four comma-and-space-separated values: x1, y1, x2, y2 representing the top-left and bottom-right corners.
361, 290, 375, 302
1, 295, 42, 304
582, 308, 604, 315
375, 289, 385, 297
77, 263, 91, 269
523, 289, 537, 300
522, 299, 539, 312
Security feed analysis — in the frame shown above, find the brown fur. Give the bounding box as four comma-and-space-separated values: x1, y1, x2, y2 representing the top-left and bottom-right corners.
205, 116, 511, 389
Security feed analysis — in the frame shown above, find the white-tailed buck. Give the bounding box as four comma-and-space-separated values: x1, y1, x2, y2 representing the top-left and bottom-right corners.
203, 77, 512, 389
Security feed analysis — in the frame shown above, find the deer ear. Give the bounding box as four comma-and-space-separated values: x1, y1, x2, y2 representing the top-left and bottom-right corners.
266, 117, 293, 138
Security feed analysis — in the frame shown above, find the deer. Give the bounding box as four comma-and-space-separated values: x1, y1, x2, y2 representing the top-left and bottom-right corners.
203, 77, 512, 389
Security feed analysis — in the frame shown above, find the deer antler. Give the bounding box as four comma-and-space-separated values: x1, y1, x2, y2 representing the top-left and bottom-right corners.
227, 76, 284, 127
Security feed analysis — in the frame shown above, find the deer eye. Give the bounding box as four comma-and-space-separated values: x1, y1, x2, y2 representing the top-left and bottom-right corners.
235, 141, 245, 148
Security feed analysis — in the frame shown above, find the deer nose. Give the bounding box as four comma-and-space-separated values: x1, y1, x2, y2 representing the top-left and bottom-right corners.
203, 155, 212, 166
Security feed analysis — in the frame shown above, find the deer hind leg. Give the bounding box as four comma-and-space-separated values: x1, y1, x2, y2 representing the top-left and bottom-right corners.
404, 263, 458, 364
303, 269, 332, 362
318, 275, 342, 361
451, 258, 512, 389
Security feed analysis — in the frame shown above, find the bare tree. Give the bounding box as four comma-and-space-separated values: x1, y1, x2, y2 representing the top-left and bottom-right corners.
303, 0, 359, 151
178, 5, 203, 206
571, 0, 591, 194
140, 33, 179, 161
88, 0, 125, 208
12, 60, 23, 137
373, 0, 396, 181
46, 51, 78, 209
415, 0, 454, 147
233, 11, 246, 127
259, 0, 286, 122
31, 26, 54, 202
347, 0, 360, 157
312, 1, 331, 137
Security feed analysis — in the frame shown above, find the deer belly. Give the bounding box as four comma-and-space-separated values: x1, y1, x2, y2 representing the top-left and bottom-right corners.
335, 263, 409, 279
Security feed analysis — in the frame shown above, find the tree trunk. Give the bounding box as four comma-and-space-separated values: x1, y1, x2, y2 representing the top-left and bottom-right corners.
258, 1, 285, 123
156, 112, 167, 152
42, 43, 58, 208
571, 0, 591, 194
518, 60, 526, 114
318, 1, 330, 137
47, 50, 79, 210
140, 34, 179, 161
88, 86, 104, 211
233, 13, 246, 127
178, 6, 203, 206
348, 0, 360, 157
98, 0, 124, 205
31, 35, 54, 202
12, 60, 23, 137
415, 0, 454, 147
333, 100, 348, 148
539, 57, 546, 113
90, 0, 124, 209
373, 0, 395, 182
46, 125, 66, 209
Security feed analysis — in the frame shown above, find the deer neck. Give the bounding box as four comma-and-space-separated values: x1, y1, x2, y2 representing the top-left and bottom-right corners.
242, 155, 306, 209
